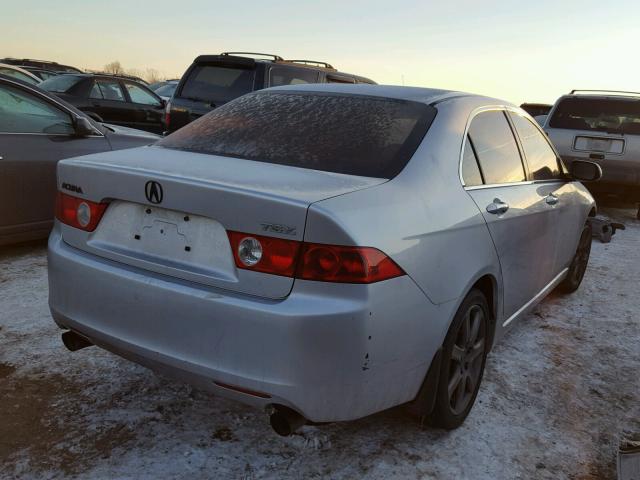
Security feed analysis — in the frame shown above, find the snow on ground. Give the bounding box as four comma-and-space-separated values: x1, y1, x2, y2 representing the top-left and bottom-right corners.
1, 207, 639, 480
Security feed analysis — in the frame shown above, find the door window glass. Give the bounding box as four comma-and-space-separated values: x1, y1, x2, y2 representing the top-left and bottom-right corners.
461, 135, 483, 186
124, 82, 162, 106
468, 110, 525, 184
0, 84, 74, 134
269, 67, 319, 86
91, 79, 125, 102
508, 112, 563, 180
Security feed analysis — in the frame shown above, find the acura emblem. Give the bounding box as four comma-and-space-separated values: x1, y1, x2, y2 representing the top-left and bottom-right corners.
145, 181, 163, 204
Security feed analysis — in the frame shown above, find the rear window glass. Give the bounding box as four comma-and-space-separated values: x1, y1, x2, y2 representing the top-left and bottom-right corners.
178, 65, 255, 104
40, 75, 83, 93
549, 97, 640, 134
158, 92, 436, 178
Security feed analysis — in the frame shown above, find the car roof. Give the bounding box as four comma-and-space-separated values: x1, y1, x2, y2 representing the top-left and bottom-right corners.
0, 63, 41, 81
260, 83, 510, 107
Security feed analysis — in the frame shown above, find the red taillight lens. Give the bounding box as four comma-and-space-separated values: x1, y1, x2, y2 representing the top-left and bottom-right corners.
55, 192, 108, 232
228, 231, 301, 277
298, 244, 404, 283
227, 231, 405, 283
164, 102, 171, 130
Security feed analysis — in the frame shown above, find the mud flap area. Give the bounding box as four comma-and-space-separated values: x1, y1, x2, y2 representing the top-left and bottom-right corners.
405, 348, 442, 417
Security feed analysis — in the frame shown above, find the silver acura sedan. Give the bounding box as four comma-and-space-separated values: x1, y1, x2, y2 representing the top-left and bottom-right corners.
48, 84, 601, 435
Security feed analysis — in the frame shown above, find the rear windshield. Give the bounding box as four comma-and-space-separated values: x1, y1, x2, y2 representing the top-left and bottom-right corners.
178, 65, 255, 104
158, 91, 436, 178
40, 75, 83, 93
549, 97, 640, 134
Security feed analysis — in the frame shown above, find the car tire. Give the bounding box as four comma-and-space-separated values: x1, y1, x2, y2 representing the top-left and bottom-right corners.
557, 222, 592, 294
429, 289, 489, 430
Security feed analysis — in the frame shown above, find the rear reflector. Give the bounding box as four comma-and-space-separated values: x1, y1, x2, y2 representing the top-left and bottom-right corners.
55, 192, 108, 232
228, 231, 405, 283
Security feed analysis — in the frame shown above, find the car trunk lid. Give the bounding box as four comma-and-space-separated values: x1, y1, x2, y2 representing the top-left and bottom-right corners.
56, 146, 386, 299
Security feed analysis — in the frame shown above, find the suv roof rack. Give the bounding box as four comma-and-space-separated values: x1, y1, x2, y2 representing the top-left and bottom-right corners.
570, 89, 640, 97
284, 59, 335, 70
220, 52, 284, 62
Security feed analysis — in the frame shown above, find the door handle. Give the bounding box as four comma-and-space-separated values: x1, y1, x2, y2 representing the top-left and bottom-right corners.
486, 198, 509, 215
545, 194, 559, 206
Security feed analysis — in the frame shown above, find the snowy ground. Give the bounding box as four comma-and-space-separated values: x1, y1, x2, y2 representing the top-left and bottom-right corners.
1, 206, 639, 480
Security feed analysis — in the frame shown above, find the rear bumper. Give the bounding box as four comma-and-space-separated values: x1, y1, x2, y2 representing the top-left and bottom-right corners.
48, 226, 452, 422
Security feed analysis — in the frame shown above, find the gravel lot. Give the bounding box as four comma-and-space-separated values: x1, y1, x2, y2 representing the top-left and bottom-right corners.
1, 206, 639, 480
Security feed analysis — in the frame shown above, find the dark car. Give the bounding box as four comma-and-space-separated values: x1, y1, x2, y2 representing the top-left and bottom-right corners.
21, 67, 60, 81
39, 74, 166, 134
1, 58, 83, 74
166, 52, 375, 133
520, 103, 552, 117
0, 76, 159, 245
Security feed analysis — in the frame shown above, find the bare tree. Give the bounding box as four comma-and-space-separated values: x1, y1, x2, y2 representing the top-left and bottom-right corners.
103, 61, 124, 75
144, 68, 163, 84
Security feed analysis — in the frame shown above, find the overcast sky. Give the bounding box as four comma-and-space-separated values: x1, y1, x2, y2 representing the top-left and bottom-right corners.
2, 0, 639, 104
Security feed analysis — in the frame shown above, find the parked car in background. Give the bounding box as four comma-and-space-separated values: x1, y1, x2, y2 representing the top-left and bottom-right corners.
21, 67, 60, 81
0, 76, 158, 245
48, 84, 600, 436
165, 52, 375, 133
520, 102, 552, 118
150, 79, 180, 91
0, 63, 41, 85
153, 80, 179, 101
545, 90, 640, 218
1, 58, 83, 74
40, 74, 166, 134
533, 114, 548, 126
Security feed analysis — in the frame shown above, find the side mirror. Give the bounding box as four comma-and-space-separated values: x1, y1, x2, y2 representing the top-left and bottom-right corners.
74, 117, 97, 137
570, 160, 602, 182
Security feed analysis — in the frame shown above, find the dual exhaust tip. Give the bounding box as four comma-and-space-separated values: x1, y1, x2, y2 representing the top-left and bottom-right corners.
61, 331, 307, 436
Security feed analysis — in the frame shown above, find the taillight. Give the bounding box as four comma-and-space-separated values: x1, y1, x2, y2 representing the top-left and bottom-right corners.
55, 192, 108, 232
228, 231, 301, 277
227, 231, 404, 283
164, 101, 171, 130
297, 244, 404, 283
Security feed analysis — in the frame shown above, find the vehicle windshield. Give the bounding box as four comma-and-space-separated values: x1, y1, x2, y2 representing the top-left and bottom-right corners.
155, 83, 177, 97
178, 64, 255, 104
40, 75, 83, 93
549, 97, 640, 134
158, 91, 436, 178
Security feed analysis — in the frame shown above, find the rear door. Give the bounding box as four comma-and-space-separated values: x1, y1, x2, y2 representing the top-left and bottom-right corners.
87, 79, 132, 127
0, 82, 110, 240
463, 109, 560, 322
121, 81, 165, 134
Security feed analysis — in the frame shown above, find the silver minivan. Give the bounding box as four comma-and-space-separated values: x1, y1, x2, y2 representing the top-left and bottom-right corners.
48, 85, 601, 435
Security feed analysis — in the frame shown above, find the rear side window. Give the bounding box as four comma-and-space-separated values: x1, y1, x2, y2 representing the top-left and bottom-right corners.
269, 67, 319, 86
508, 112, 563, 180
468, 110, 525, 184
39, 75, 83, 93
90, 80, 126, 102
549, 97, 640, 134
179, 65, 255, 104
461, 135, 483, 186
159, 92, 436, 178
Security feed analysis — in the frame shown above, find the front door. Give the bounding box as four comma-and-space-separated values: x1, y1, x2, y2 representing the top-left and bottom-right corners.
0, 83, 110, 240
461, 109, 559, 321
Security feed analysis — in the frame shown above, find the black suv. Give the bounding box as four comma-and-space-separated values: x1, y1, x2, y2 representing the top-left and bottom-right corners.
40, 74, 165, 134
166, 52, 376, 133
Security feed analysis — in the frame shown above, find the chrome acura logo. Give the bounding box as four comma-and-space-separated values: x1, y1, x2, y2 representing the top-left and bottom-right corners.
145, 181, 163, 204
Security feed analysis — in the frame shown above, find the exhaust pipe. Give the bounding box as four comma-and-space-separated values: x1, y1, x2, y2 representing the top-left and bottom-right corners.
61, 331, 93, 352
270, 406, 307, 437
